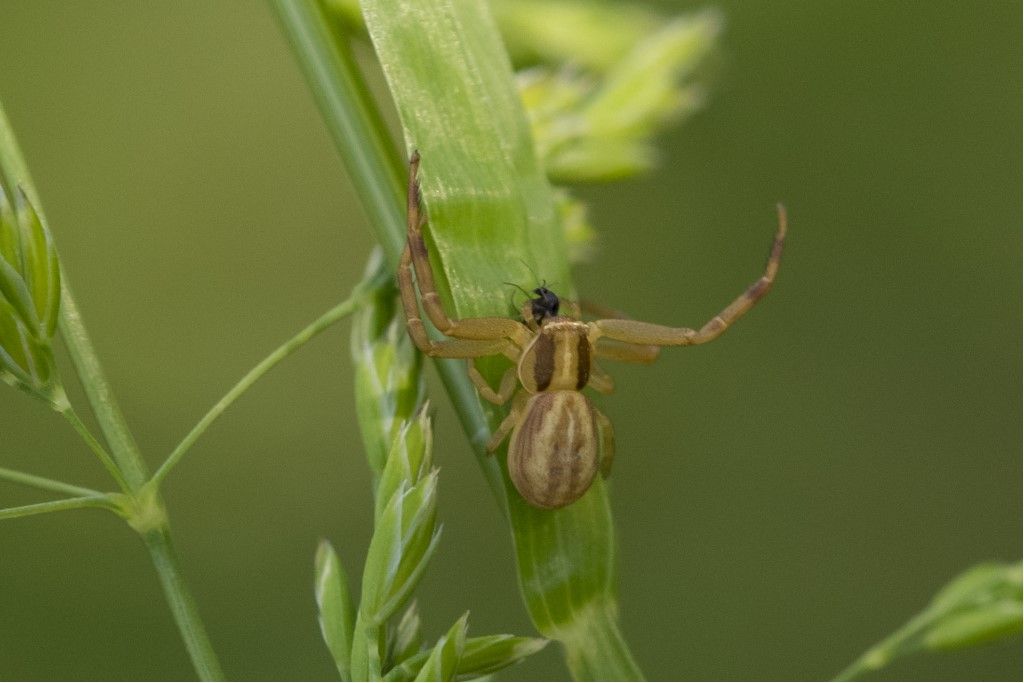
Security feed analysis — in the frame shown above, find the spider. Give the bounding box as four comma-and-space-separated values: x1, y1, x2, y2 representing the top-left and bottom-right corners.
398, 152, 787, 509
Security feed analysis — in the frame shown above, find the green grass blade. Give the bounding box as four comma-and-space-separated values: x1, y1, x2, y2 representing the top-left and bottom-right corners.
315, 540, 357, 680
413, 612, 467, 682
360, 1, 641, 678
836, 561, 1023, 680
386, 633, 547, 682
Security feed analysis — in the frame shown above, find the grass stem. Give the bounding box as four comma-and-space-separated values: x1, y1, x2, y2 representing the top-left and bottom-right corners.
0, 465, 103, 498
0, 495, 117, 521
60, 405, 130, 492
150, 268, 386, 489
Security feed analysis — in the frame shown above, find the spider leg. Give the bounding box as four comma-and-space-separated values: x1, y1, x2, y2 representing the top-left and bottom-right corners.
592, 204, 787, 347
579, 299, 660, 363
399, 244, 519, 357
403, 152, 532, 347
486, 389, 529, 452
468, 362, 518, 405
594, 338, 660, 364
587, 361, 615, 394
594, 408, 615, 478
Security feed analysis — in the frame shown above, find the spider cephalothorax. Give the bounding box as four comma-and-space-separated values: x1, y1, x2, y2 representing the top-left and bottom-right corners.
398, 151, 786, 509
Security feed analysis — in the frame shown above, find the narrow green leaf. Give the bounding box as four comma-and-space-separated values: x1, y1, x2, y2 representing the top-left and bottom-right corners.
836, 561, 1023, 681
922, 604, 1022, 650
360, 0, 641, 678
387, 633, 548, 682
315, 539, 356, 680
361, 0, 571, 307
414, 612, 468, 682
917, 561, 1022, 651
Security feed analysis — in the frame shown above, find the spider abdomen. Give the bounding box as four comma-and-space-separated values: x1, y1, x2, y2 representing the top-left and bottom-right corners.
507, 390, 599, 509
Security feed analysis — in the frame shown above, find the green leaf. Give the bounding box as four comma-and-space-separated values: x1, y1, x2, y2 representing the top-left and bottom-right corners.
836, 561, 1023, 681
386, 633, 548, 682
360, 0, 642, 678
315, 539, 356, 681
413, 612, 468, 682
921, 562, 1022, 649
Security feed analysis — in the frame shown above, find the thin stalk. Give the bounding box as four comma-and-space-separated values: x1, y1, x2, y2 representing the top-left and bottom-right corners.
150, 269, 387, 488
270, 0, 406, 258
142, 528, 224, 681
60, 405, 130, 492
833, 612, 931, 681
0, 465, 104, 498
58, 278, 150, 490
0, 495, 118, 521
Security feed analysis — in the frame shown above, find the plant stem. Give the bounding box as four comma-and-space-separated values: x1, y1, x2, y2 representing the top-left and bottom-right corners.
143, 528, 225, 681
60, 405, 130, 492
833, 611, 931, 681
0, 465, 103, 498
150, 269, 386, 489
58, 278, 149, 490
0, 495, 118, 521
270, 0, 406, 258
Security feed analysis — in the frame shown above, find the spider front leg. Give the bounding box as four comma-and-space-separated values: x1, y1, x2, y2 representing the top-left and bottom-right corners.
592, 204, 787, 347
580, 299, 661, 364
402, 152, 532, 348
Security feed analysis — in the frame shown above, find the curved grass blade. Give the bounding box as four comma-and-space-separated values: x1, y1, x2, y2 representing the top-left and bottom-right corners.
360, 1, 642, 678
836, 561, 1022, 680
413, 612, 467, 682
316, 539, 357, 680
385, 633, 547, 682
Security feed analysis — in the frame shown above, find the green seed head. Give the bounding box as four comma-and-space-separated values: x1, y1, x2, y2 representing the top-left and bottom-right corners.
0, 182, 63, 404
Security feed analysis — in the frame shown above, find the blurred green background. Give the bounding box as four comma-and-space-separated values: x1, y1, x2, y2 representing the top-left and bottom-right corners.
0, 1, 1019, 680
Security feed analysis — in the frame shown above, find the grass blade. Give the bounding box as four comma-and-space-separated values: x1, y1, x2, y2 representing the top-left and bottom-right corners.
316, 540, 357, 680
360, 1, 641, 678
836, 561, 1022, 680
